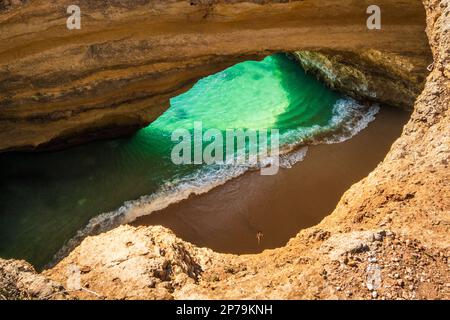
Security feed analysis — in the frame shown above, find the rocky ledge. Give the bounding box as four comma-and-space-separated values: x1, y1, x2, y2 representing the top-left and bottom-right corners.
0, 0, 449, 300
0, 0, 431, 151
292, 49, 429, 109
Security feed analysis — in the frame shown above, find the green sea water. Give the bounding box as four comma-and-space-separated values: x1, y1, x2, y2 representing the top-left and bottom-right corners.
0, 54, 378, 269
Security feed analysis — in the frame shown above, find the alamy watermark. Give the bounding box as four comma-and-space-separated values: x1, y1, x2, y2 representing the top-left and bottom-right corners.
171, 122, 280, 176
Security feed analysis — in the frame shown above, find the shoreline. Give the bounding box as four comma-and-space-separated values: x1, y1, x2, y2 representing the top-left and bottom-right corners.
132, 105, 411, 254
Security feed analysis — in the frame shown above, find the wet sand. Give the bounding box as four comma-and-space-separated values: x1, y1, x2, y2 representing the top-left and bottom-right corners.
133, 106, 410, 254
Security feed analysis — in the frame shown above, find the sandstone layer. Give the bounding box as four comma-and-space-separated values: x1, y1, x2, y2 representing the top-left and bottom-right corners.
0, 0, 431, 151
0, 0, 449, 300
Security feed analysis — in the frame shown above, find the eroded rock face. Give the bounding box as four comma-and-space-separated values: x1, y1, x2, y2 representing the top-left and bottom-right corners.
0, 0, 431, 151
46, 225, 222, 300
0, 0, 448, 300
0, 0, 29, 12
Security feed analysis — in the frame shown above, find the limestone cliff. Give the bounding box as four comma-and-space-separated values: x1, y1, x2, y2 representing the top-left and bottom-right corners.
0, 0, 448, 300
0, 0, 431, 151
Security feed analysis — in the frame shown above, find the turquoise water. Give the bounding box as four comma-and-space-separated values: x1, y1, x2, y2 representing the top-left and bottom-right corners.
0, 54, 378, 269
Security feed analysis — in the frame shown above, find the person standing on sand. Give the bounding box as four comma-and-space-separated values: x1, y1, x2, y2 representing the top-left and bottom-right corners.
256, 231, 264, 245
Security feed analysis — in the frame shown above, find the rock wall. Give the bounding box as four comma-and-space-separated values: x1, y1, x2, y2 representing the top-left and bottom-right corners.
0, 259, 67, 300
0, 0, 431, 151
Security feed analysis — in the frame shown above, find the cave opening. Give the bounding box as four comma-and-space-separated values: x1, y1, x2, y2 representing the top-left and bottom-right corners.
0, 53, 411, 269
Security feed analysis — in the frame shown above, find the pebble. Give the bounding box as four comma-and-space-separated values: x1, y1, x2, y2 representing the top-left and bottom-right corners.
372, 291, 378, 299
374, 233, 384, 241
